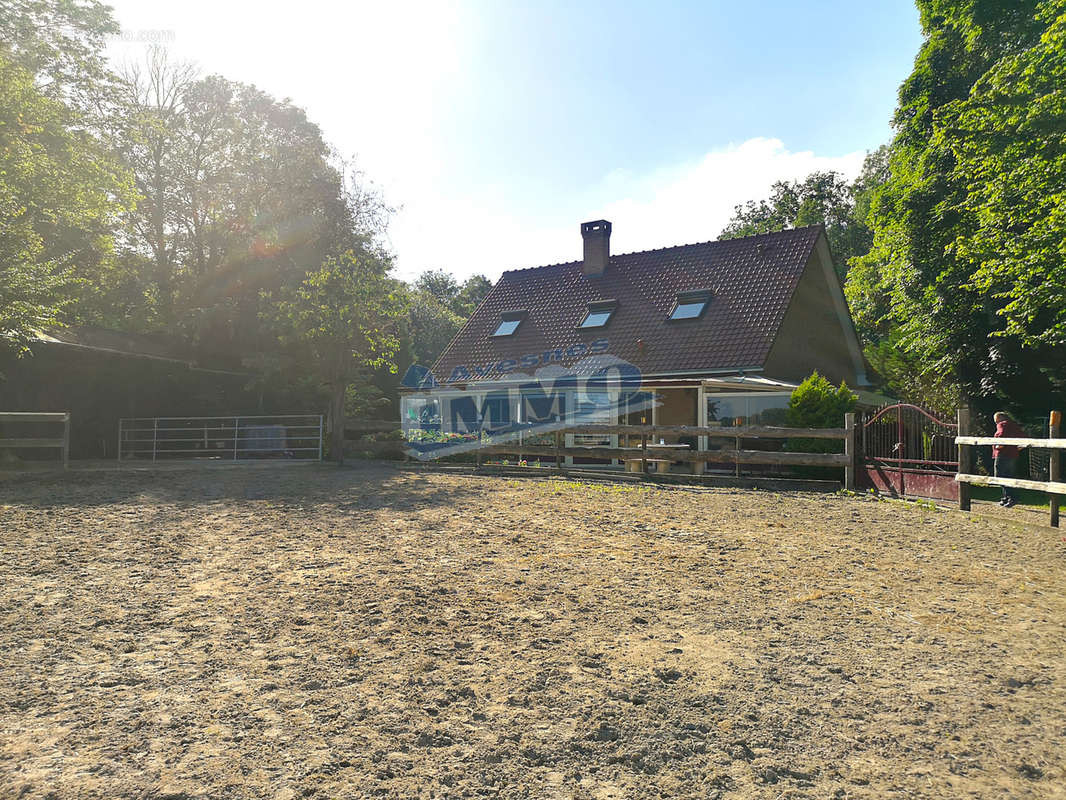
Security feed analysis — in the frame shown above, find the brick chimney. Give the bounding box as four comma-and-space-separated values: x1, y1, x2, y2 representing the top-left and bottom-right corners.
581, 220, 611, 276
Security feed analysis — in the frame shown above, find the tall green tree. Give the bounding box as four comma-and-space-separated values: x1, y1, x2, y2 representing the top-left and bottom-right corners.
720, 156, 888, 280
848, 0, 1065, 416
113, 51, 360, 354
452, 274, 492, 317
0, 0, 118, 113
265, 250, 407, 462
405, 270, 493, 369
406, 290, 464, 368
412, 269, 492, 317
0, 51, 130, 354
0, 0, 132, 352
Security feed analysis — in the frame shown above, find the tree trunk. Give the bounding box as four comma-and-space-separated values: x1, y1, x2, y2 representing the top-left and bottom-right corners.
331, 384, 346, 465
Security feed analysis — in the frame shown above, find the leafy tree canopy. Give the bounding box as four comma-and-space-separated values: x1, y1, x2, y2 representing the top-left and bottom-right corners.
404, 270, 493, 369
847, 0, 1065, 416
0, 51, 130, 354
720, 153, 890, 280
264, 250, 407, 461
0, 0, 118, 113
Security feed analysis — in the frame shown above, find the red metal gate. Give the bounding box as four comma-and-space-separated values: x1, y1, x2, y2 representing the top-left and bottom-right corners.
860, 404, 959, 501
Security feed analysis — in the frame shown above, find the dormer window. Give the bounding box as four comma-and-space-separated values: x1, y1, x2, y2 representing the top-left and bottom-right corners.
669, 290, 712, 321
492, 310, 526, 336
578, 299, 617, 329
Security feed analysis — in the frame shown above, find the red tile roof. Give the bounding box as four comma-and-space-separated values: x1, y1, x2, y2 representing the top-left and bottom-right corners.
431, 225, 824, 382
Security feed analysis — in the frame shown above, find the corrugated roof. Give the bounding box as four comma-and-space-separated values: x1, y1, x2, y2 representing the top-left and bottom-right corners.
432, 226, 824, 382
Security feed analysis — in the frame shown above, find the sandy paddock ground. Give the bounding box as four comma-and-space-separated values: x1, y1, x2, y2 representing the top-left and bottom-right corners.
1, 463, 1064, 800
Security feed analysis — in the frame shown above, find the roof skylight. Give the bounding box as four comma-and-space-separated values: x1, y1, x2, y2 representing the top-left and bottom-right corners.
578, 300, 617, 329
668, 290, 712, 321
492, 310, 526, 336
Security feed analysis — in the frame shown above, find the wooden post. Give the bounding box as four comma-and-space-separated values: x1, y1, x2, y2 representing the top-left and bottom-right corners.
958, 407, 972, 511
476, 429, 482, 468
1050, 410, 1061, 528
641, 431, 648, 474
844, 412, 856, 491
554, 430, 562, 471
62, 412, 70, 470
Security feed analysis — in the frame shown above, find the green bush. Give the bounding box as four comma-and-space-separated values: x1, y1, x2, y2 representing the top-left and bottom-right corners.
786, 371, 858, 429
785, 372, 857, 459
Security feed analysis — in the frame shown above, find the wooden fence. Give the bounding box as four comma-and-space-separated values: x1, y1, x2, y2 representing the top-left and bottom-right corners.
0, 412, 70, 469
472, 414, 859, 489
955, 410, 1063, 527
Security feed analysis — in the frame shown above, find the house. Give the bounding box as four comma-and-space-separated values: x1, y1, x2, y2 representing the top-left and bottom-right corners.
401, 220, 874, 462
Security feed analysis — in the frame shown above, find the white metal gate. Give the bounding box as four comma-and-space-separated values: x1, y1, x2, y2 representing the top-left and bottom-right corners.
118, 415, 323, 462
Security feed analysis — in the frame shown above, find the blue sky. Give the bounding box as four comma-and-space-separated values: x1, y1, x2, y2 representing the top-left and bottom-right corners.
105, 0, 922, 280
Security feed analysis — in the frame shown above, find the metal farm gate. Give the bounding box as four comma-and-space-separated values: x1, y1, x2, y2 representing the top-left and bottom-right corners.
118, 414, 323, 462
860, 403, 959, 501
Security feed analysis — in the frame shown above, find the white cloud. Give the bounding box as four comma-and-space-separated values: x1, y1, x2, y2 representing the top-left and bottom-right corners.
391, 137, 866, 282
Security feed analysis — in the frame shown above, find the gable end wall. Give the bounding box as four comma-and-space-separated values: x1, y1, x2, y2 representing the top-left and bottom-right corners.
763, 249, 862, 387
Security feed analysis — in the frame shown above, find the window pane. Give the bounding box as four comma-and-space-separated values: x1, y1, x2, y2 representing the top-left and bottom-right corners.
706, 396, 741, 426
747, 394, 790, 426
575, 391, 612, 444
670, 301, 706, 320
579, 309, 612, 328
493, 318, 521, 336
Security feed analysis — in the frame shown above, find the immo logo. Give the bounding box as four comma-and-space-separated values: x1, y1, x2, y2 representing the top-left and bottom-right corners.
400, 342, 654, 461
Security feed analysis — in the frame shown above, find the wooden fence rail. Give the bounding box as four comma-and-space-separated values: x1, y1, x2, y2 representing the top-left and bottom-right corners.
0, 412, 70, 469
530, 423, 848, 439
954, 436, 1066, 449
479, 443, 850, 468
955, 410, 1063, 527
476, 414, 858, 488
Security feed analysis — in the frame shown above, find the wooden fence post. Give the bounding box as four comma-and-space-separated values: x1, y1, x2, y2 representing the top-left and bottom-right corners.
641, 431, 648, 475
958, 407, 972, 511
554, 430, 562, 471
476, 429, 482, 468
1051, 410, 1061, 528
844, 412, 856, 491
62, 412, 70, 470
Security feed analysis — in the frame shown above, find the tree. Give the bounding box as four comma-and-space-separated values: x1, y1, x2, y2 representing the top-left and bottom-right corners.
453, 274, 492, 317
113, 51, 358, 354
849, 0, 1064, 417
405, 270, 493, 369
0, 0, 119, 114
938, 1, 1066, 349
413, 269, 459, 307
0, 52, 130, 354
265, 250, 407, 463
413, 269, 492, 318
406, 290, 463, 368
720, 159, 888, 281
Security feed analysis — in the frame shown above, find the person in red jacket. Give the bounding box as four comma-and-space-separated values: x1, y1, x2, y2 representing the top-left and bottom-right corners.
993, 411, 1025, 507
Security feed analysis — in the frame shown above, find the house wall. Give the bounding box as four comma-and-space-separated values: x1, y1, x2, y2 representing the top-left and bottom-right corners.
763, 252, 861, 387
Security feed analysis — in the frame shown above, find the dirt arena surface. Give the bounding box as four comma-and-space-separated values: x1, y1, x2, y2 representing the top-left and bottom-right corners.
1, 464, 1064, 799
